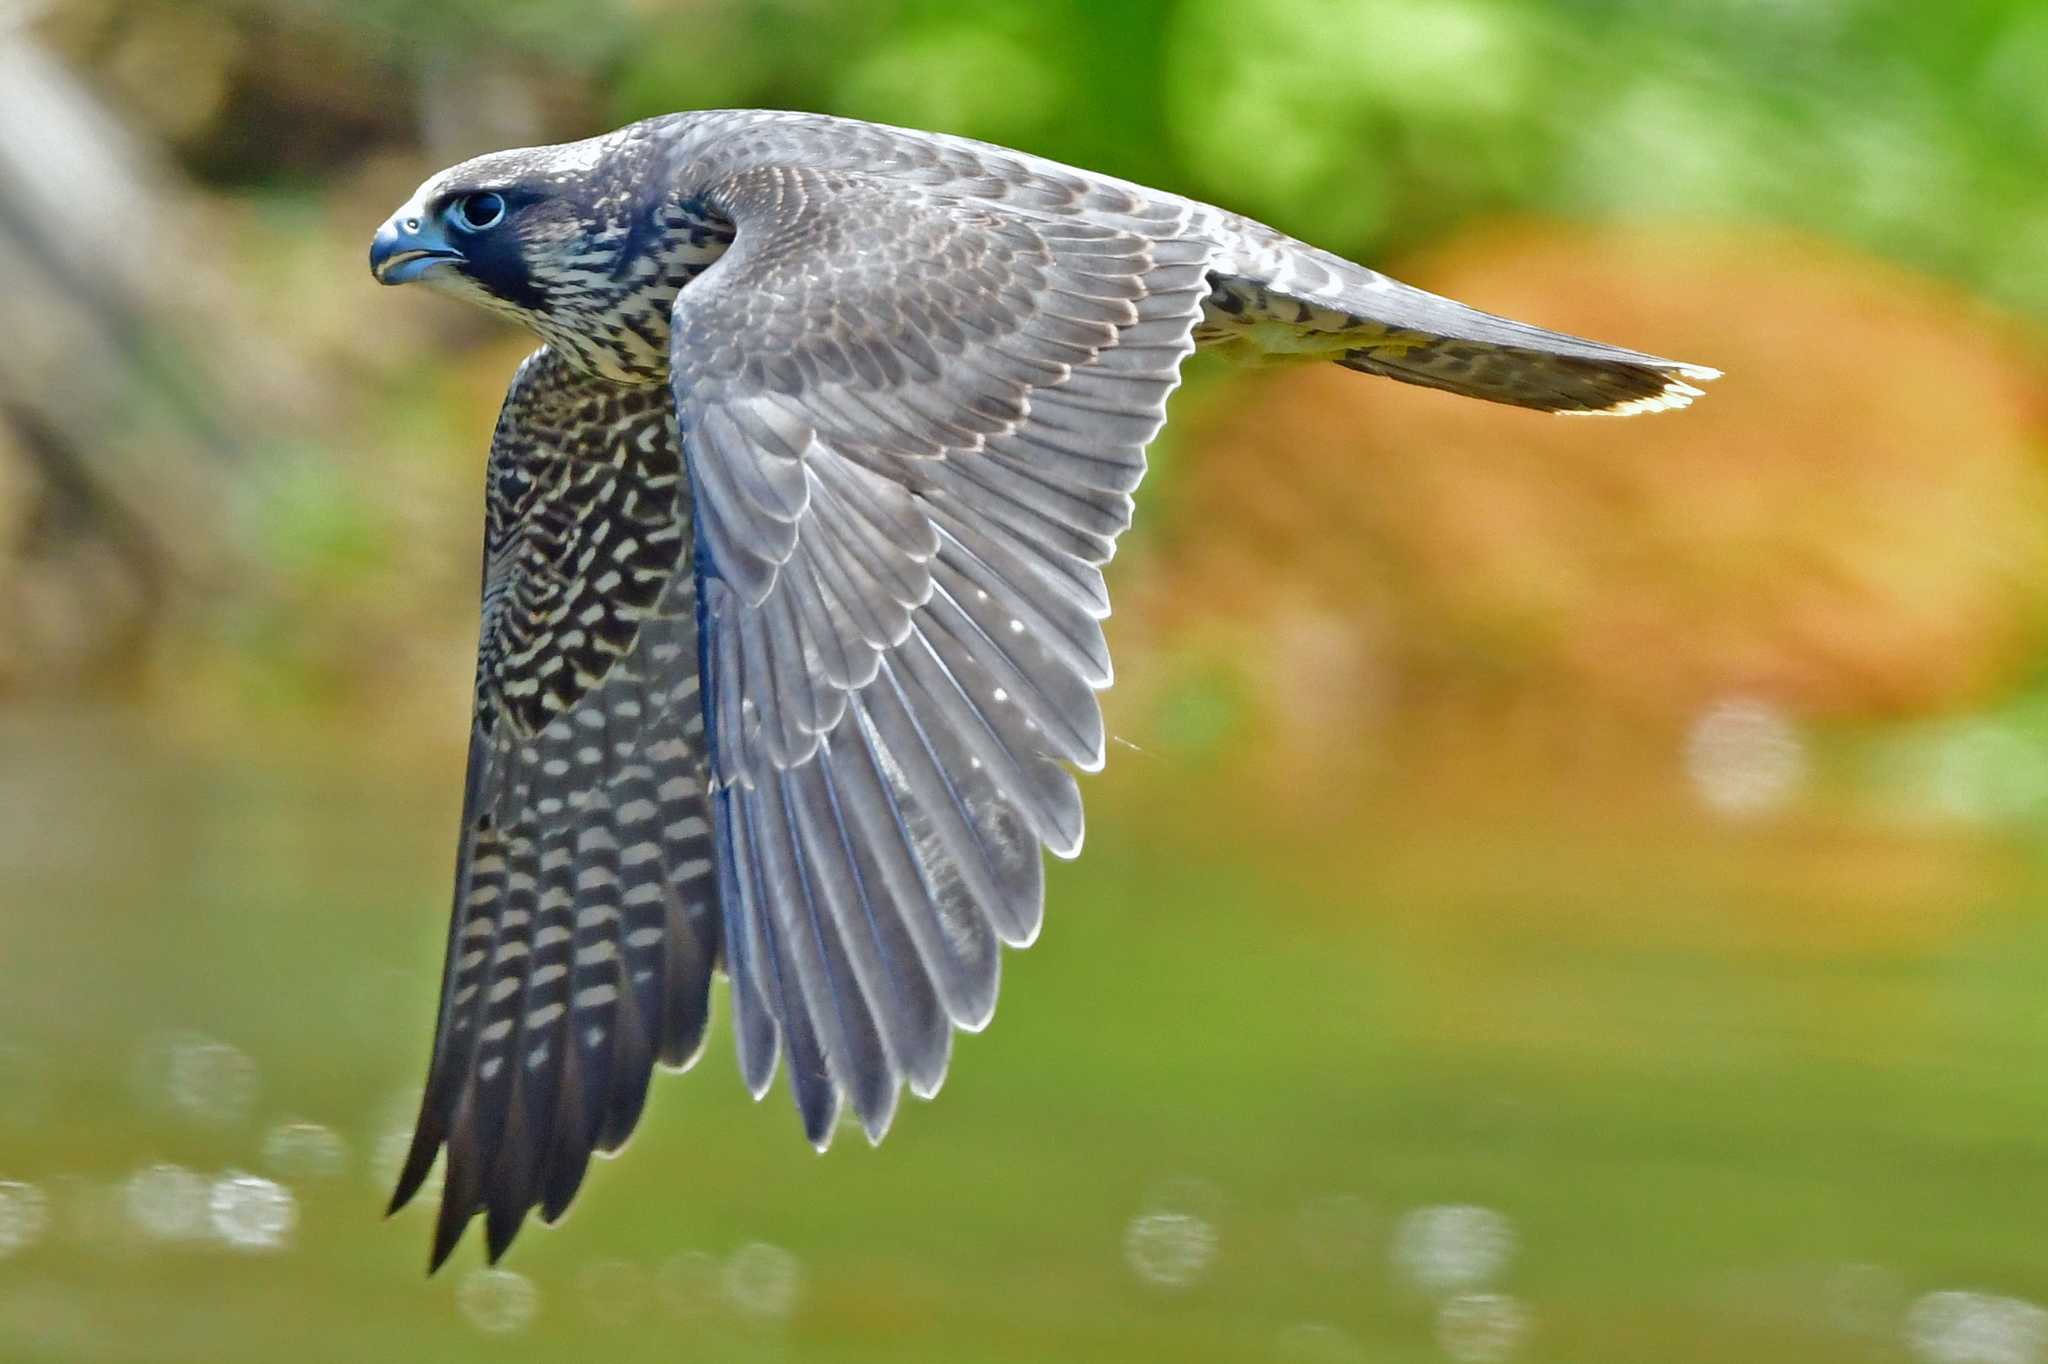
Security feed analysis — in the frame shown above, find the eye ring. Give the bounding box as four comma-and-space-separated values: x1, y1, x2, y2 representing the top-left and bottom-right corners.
449, 191, 506, 232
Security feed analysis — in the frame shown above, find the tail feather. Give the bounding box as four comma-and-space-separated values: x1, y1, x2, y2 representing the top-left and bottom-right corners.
1198, 231, 1720, 415
1335, 332, 1717, 416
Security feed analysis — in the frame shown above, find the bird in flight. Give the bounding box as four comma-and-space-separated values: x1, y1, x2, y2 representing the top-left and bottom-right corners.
370, 109, 1717, 1270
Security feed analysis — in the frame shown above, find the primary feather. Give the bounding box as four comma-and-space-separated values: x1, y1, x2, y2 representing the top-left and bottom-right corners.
371, 108, 1718, 1269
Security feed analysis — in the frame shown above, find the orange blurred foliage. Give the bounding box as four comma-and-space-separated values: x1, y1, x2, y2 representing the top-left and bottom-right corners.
1138, 225, 2048, 755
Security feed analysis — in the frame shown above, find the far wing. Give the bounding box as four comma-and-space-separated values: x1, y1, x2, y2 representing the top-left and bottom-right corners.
672, 164, 1213, 1143
391, 349, 719, 1269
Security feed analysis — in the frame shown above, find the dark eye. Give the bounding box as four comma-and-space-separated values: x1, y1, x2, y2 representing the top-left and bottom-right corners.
451, 191, 506, 231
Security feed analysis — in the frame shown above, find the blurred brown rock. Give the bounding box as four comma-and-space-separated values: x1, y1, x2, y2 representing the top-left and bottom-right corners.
1137, 225, 2048, 755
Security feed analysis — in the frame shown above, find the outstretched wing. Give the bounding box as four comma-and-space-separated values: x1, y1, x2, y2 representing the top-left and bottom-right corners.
390, 348, 719, 1269
673, 163, 1213, 1145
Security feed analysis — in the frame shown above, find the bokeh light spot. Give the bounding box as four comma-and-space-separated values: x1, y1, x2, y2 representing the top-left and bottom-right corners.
1684, 697, 1806, 817
458, 1268, 539, 1335
0, 1181, 49, 1258
133, 1031, 258, 1129
1437, 1292, 1534, 1363
208, 1171, 295, 1252
1391, 1204, 1515, 1296
657, 1250, 721, 1319
1905, 1291, 2048, 1364
722, 1241, 803, 1321
1123, 1211, 1219, 1292
261, 1119, 350, 1180
121, 1163, 208, 1243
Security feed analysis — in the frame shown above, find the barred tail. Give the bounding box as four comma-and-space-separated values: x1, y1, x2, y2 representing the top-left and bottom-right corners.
1333, 327, 1718, 416
1199, 230, 1721, 416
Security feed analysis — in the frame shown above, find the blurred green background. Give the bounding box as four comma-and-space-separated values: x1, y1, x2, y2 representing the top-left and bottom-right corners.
4, 1, 2048, 1361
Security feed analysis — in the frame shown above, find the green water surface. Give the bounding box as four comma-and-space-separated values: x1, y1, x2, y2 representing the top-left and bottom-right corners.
2, 704, 2044, 1363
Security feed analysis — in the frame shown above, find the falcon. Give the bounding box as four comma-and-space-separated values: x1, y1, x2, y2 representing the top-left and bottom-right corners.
369, 109, 1717, 1269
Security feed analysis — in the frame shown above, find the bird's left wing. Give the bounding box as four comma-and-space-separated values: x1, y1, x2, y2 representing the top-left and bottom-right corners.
672, 164, 1214, 1145
391, 348, 720, 1269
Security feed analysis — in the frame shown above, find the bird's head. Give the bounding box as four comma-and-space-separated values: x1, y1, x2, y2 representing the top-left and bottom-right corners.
370, 127, 722, 382
369, 135, 653, 330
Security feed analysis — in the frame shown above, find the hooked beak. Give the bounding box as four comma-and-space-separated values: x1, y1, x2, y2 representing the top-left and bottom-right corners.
370, 212, 464, 284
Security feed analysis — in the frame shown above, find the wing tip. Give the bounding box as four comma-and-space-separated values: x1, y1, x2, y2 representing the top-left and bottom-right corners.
795, 1075, 841, 1151
1000, 916, 1045, 950
386, 1175, 422, 1221
1041, 802, 1088, 858
901, 1027, 952, 1101
427, 1206, 469, 1276
860, 1108, 896, 1147
951, 997, 997, 1036
483, 1206, 525, 1266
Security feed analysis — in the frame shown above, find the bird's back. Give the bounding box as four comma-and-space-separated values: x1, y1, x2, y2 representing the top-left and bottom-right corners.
645, 109, 1714, 413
